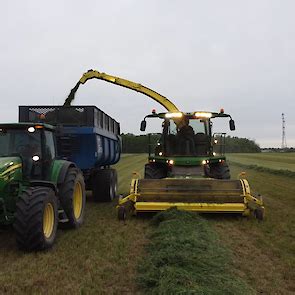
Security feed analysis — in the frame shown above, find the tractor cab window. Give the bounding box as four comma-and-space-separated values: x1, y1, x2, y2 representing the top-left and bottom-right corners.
0, 127, 42, 177
44, 131, 56, 160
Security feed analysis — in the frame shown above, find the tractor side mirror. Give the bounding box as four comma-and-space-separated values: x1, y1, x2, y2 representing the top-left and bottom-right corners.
229, 119, 235, 131
140, 120, 146, 131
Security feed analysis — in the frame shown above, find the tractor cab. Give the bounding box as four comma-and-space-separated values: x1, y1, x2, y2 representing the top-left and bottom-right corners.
0, 123, 56, 180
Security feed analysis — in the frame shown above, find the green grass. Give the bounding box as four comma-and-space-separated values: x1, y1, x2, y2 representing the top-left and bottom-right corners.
227, 153, 295, 172
0, 153, 294, 294
138, 209, 254, 295
210, 163, 295, 294
0, 201, 150, 294
0, 154, 149, 295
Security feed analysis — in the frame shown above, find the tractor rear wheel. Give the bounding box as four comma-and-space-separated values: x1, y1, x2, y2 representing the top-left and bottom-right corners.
144, 163, 167, 179
59, 168, 86, 228
210, 162, 230, 179
92, 168, 117, 202
14, 187, 58, 251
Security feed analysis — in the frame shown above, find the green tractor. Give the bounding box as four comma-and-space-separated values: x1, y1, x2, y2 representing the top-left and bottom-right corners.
0, 123, 86, 251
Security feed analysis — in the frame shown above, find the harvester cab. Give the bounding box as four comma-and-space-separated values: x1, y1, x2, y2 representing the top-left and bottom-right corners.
0, 122, 86, 251
140, 110, 235, 179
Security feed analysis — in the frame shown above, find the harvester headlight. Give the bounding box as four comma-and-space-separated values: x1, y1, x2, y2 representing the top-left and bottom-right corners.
213, 152, 216, 156
165, 112, 183, 119
202, 160, 207, 165
194, 112, 212, 118
159, 152, 163, 156
28, 127, 35, 133
168, 159, 174, 165
214, 139, 218, 144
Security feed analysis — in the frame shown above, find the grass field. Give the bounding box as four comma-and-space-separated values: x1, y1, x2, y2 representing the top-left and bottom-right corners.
227, 153, 295, 172
0, 153, 294, 294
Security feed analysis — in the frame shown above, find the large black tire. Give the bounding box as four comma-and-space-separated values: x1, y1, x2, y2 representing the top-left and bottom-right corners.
92, 168, 117, 202
210, 162, 231, 179
14, 187, 58, 251
59, 168, 86, 228
144, 163, 167, 179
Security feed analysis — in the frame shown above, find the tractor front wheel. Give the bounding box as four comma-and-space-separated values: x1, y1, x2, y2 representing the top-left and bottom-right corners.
14, 187, 58, 251
144, 163, 167, 179
210, 162, 230, 179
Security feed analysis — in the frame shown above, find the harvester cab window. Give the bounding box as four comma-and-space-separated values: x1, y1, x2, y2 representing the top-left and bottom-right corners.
168, 120, 177, 135
189, 119, 207, 135
164, 118, 210, 156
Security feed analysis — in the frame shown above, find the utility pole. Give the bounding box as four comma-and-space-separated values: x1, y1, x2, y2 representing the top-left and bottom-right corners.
281, 113, 287, 149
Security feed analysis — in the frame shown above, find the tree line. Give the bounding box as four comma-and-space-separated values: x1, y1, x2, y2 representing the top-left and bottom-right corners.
121, 133, 261, 153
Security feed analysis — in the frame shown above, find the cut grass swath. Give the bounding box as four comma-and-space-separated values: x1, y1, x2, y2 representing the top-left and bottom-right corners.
229, 160, 295, 178
137, 209, 255, 295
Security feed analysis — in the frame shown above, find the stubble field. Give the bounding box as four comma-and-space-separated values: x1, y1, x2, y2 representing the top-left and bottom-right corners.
0, 153, 294, 294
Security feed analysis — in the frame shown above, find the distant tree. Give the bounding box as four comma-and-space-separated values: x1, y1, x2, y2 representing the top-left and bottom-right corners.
121, 133, 161, 153
225, 136, 261, 153
121, 133, 261, 153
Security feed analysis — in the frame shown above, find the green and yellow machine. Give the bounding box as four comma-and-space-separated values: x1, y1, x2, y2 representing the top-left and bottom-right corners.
0, 123, 86, 251
66, 69, 265, 221
118, 110, 264, 220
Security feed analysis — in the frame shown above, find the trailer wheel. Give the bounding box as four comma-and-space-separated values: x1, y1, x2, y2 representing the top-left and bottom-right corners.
59, 168, 86, 228
210, 162, 230, 179
118, 206, 127, 221
144, 163, 166, 179
93, 168, 117, 202
14, 187, 58, 251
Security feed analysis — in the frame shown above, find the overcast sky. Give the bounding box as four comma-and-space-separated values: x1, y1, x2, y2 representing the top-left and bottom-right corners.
0, 0, 294, 147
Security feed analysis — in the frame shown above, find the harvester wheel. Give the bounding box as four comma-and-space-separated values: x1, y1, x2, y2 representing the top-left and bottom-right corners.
254, 208, 265, 221
210, 162, 230, 179
59, 168, 86, 228
14, 187, 58, 251
118, 206, 127, 221
93, 168, 117, 202
144, 163, 166, 179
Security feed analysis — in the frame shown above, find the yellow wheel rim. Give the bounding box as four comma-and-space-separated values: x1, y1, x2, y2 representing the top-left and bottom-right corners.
73, 181, 83, 220
43, 203, 55, 239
